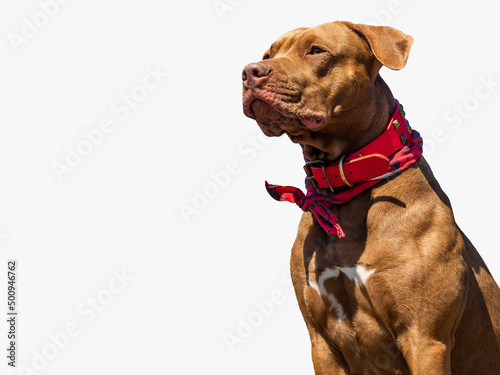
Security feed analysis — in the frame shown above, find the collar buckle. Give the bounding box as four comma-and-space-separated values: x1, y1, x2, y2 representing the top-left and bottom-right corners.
303, 160, 322, 189
303, 160, 336, 192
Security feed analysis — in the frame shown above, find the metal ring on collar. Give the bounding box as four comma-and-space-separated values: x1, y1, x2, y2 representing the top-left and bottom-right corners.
338, 155, 354, 188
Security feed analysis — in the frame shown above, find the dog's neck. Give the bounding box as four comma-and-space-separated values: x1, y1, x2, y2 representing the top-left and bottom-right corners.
364, 75, 397, 144
351, 76, 396, 152
300, 75, 396, 164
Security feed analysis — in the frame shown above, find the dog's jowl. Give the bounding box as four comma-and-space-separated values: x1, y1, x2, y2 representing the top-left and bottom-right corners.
242, 21, 500, 375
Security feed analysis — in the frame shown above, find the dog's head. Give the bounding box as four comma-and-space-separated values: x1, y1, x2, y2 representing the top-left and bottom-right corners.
242, 21, 413, 161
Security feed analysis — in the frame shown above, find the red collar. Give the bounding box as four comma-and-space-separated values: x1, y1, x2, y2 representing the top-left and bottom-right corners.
303, 100, 412, 192
265, 100, 423, 238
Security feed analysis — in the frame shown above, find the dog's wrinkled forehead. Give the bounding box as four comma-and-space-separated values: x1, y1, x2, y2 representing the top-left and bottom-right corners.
264, 23, 361, 59
263, 21, 413, 72
264, 27, 309, 57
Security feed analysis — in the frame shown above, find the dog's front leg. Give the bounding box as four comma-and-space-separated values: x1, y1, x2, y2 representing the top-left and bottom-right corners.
309, 331, 351, 375
397, 333, 452, 375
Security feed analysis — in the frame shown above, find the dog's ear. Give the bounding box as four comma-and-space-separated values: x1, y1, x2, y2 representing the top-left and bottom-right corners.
344, 22, 414, 71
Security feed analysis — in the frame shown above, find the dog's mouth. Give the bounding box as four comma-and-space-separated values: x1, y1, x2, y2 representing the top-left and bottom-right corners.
249, 99, 287, 137
243, 90, 325, 138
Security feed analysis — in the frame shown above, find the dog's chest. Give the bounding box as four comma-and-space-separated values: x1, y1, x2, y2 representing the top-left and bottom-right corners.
306, 262, 374, 322
302, 247, 379, 329
295, 239, 409, 373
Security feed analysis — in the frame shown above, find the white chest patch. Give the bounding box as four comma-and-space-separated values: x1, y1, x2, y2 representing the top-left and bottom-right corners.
310, 267, 345, 321
309, 265, 375, 322
339, 265, 375, 288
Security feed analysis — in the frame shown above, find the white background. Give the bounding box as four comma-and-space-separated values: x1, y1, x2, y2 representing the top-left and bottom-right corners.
1, 0, 499, 374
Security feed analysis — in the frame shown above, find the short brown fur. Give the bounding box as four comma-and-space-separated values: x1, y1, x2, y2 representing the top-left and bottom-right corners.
242, 21, 500, 374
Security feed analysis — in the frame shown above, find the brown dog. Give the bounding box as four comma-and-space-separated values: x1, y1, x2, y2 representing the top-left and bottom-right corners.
242, 21, 500, 374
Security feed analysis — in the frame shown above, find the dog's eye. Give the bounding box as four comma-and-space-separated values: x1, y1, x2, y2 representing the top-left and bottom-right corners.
310, 47, 326, 55
262, 53, 271, 60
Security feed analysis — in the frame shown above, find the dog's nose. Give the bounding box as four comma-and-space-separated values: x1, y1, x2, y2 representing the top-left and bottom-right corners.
242, 62, 271, 87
